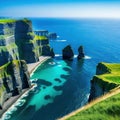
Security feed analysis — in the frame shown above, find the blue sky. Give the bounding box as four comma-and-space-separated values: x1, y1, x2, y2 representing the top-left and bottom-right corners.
0, 0, 120, 18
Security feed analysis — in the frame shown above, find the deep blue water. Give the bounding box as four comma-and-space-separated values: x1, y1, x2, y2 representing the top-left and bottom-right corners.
2, 18, 120, 120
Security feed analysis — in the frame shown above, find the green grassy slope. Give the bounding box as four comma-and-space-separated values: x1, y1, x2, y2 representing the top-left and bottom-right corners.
61, 63, 120, 120
66, 92, 120, 120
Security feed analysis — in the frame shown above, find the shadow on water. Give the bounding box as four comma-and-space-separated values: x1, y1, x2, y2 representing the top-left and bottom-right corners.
37, 79, 52, 86
54, 78, 62, 83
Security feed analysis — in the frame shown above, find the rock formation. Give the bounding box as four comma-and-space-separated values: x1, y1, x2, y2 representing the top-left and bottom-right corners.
0, 18, 54, 109
62, 45, 74, 61
88, 62, 120, 102
77, 46, 85, 60
0, 19, 54, 65
0, 60, 30, 109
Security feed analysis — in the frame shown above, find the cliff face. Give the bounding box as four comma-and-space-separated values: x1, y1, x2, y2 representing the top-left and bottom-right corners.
89, 63, 120, 101
15, 19, 40, 63
0, 21, 19, 66
0, 18, 54, 109
0, 19, 54, 66
0, 60, 30, 109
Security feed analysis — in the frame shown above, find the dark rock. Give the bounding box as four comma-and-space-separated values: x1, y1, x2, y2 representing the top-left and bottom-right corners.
62, 45, 74, 61
96, 63, 111, 75
50, 48, 55, 58
42, 46, 55, 58
77, 46, 85, 60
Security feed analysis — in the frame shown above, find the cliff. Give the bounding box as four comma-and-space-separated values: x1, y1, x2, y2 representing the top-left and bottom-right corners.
0, 60, 30, 109
89, 62, 120, 101
0, 18, 54, 109
0, 19, 54, 66
59, 63, 120, 120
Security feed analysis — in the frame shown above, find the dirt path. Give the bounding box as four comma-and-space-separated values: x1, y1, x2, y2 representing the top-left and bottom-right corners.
58, 86, 120, 120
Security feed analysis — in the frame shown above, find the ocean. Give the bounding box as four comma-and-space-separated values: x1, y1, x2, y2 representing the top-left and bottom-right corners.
2, 18, 120, 120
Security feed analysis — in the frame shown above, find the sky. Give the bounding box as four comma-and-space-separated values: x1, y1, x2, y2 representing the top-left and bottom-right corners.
0, 0, 120, 18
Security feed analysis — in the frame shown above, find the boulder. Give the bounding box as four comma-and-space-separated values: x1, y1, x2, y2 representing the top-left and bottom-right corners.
62, 45, 74, 61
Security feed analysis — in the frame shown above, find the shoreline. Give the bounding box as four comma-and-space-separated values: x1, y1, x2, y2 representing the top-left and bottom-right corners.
0, 56, 51, 118
27, 56, 51, 74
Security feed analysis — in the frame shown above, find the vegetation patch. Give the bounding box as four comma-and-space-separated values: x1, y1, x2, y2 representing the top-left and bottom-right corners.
66, 93, 120, 120
95, 63, 120, 90
0, 19, 16, 24
34, 35, 48, 41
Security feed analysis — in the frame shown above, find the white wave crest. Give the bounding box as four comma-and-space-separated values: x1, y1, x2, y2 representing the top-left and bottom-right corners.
55, 54, 62, 57
85, 55, 92, 59
74, 55, 78, 58
56, 40, 67, 42
3, 114, 11, 120
74, 55, 91, 59
48, 62, 56, 65
15, 99, 26, 107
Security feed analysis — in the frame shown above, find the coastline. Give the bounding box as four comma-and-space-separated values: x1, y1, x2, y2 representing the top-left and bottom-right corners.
27, 56, 51, 74
0, 56, 51, 118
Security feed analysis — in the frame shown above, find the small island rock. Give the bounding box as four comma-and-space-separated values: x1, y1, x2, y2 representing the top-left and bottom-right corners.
62, 45, 74, 61
77, 46, 85, 60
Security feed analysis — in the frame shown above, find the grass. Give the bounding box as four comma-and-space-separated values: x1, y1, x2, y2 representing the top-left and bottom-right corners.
34, 35, 48, 41
66, 92, 120, 120
0, 60, 20, 78
95, 63, 120, 88
0, 18, 30, 24
0, 19, 16, 24
0, 43, 18, 52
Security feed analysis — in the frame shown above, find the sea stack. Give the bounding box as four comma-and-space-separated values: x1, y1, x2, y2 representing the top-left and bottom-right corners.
77, 46, 85, 60
62, 45, 74, 61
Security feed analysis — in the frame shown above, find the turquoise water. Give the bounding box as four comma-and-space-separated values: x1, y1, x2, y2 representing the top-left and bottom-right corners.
2, 18, 120, 120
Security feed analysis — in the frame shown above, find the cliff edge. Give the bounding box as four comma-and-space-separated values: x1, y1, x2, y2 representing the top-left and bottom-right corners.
0, 18, 54, 110
89, 62, 120, 101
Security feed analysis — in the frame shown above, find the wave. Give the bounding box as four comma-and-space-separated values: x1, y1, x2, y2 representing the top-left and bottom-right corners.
15, 99, 26, 107
55, 54, 62, 57
21, 93, 29, 98
48, 62, 56, 65
3, 113, 11, 120
74, 55, 92, 59
74, 55, 78, 58
55, 54, 91, 60
56, 40, 67, 42
84, 55, 92, 59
